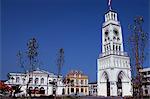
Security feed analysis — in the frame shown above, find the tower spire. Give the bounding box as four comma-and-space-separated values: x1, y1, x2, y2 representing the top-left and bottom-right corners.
108, 0, 112, 10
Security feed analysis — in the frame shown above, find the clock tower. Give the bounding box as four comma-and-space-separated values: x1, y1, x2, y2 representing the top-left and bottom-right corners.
97, 9, 133, 96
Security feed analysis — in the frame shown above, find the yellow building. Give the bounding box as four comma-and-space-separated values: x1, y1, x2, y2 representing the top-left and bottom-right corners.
64, 70, 89, 96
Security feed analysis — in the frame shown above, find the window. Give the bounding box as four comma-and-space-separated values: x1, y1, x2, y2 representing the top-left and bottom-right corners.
119, 46, 121, 51
145, 90, 148, 94
85, 80, 87, 85
35, 78, 39, 85
29, 78, 33, 83
76, 79, 79, 85
16, 77, 20, 83
111, 13, 113, 20
85, 88, 87, 92
22, 78, 25, 83
105, 46, 106, 52
116, 46, 118, 51
81, 80, 83, 85
105, 31, 109, 37
109, 45, 111, 50
41, 78, 44, 84
143, 72, 146, 75
113, 45, 115, 50
68, 88, 70, 94
108, 14, 110, 20
113, 36, 116, 40
71, 88, 74, 93
81, 88, 83, 92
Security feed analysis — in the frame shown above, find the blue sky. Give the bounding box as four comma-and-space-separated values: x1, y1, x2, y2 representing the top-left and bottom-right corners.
1, 0, 149, 82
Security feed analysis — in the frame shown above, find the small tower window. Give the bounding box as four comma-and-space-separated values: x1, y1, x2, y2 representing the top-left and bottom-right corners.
111, 13, 113, 20
113, 45, 115, 50
119, 46, 121, 51
113, 36, 116, 40
114, 14, 115, 20
105, 46, 106, 52
116, 46, 118, 51
108, 14, 110, 20
117, 37, 120, 41
105, 31, 109, 37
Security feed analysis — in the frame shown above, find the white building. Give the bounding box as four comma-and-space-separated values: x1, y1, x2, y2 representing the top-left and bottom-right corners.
139, 67, 150, 96
5, 68, 64, 96
97, 8, 132, 96
89, 82, 97, 96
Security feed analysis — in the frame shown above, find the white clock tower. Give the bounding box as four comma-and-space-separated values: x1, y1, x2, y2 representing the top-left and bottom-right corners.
97, 8, 133, 96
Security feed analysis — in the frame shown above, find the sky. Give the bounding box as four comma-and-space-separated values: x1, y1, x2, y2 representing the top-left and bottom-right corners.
1, 0, 150, 82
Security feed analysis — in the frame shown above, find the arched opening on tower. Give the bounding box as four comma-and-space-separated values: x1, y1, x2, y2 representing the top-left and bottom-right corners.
103, 71, 110, 96
117, 71, 123, 96
107, 78, 110, 96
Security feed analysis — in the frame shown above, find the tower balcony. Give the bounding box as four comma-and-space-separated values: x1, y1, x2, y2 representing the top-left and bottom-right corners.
99, 50, 128, 58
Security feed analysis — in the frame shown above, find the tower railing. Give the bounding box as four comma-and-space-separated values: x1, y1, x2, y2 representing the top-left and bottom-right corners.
99, 50, 128, 58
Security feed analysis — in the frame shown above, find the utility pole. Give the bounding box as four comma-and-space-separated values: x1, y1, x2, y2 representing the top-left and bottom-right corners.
53, 48, 64, 97
17, 38, 40, 97
57, 48, 64, 78
27, 37, 39, 71
17, 50, 26, 72
128, 16, 148, 98
27, 37, 39, 97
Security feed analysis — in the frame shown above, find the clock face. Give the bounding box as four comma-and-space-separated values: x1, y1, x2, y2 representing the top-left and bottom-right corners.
113, 29, 119, 36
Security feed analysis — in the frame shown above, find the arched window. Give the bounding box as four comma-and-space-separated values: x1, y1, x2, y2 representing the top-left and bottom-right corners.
35, 78, 39, 85
16, 77, 20, 83
119, 46, 121, 51
114, 14, 115, 20
111, 13, 113, 20
22, 78, 25, 83
34, 87, 39, 94
40, 87, 45, 94
41, 78, 44, 84
113, 45, 115, 50
29, 78, 33, 83
116, 46, 118, 51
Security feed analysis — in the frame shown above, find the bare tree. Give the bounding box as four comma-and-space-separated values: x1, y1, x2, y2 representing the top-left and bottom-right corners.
128, 16, 149, 98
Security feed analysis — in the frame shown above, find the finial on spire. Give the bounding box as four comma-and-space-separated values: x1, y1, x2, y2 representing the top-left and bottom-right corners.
108, 0, 112, 10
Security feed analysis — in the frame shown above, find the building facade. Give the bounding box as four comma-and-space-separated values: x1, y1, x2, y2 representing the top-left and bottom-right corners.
139, 68, 150, 96
64, 70, 89, 96
97, 9, 132, 96
5, 69, 64, 96
89, 82, 97, 96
